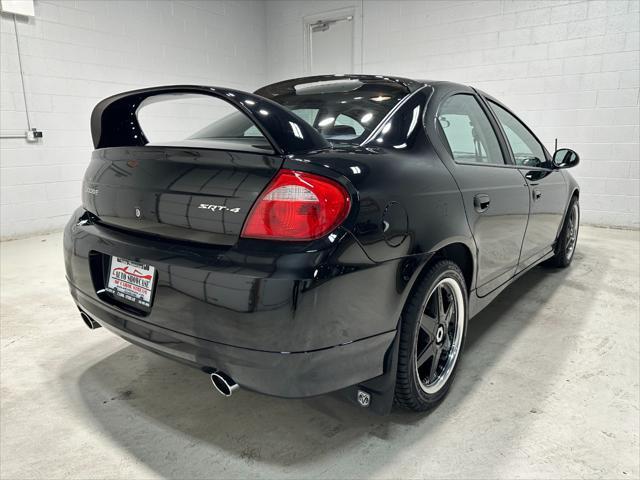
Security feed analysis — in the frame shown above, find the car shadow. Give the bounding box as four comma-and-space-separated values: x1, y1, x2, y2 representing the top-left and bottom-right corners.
64, 250, 599, 478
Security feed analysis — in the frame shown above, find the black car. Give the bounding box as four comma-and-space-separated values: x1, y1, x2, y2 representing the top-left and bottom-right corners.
64, 75, 580, 413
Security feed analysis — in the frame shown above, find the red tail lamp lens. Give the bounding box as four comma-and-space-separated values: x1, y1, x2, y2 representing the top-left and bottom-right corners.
241, 170, 351, 241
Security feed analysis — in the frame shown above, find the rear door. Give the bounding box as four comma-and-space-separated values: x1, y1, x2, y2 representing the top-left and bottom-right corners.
484, 99, 567, 270
432, 88, 530, 296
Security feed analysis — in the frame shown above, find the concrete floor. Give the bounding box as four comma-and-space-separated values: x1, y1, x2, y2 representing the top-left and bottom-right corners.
0, 225, 638, 479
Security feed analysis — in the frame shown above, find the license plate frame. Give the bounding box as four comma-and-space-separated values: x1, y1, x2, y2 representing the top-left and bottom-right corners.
105, 256, 157, 309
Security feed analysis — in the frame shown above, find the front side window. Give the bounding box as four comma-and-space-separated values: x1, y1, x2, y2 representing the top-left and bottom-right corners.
437, 94, 504, 165
489, 101, 547, 168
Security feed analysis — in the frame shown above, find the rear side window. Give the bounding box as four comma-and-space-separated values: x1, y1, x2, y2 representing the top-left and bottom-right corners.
488, 101, 548, 168
437, 94, 504, 165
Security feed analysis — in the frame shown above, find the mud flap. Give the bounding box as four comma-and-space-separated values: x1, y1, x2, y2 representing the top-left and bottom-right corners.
335, 327, 401, 415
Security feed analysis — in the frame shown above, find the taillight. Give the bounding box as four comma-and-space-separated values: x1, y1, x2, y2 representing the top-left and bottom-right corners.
241, 169, 351, 241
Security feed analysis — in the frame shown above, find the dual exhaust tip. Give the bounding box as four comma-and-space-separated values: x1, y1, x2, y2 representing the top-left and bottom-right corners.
80, 310, 239, 397
210, 371, 239, 397
80, 311, 101, 330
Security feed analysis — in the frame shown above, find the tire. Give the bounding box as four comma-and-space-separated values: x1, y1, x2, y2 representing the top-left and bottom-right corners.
395, 260, 468, 412
551, 197, 579, 268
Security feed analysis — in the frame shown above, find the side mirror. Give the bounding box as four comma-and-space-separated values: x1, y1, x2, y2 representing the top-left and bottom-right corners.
553, 148, 579, 169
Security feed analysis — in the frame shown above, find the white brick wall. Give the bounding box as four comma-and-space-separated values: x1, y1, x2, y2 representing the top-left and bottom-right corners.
0, 0, 267, 239
1, 0, 638, 238
266, 0, 640, 228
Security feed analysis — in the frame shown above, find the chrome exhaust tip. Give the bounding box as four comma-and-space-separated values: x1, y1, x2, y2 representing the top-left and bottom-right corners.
210, 371, 239, 397
80, 311, 101, 330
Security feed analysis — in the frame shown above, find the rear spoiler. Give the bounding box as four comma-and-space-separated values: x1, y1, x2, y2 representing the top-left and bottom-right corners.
90, 85, 330, 155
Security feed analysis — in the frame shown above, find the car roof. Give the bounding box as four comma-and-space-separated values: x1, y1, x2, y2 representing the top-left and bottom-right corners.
257, 74, 470, 96
257, 74, 425, 95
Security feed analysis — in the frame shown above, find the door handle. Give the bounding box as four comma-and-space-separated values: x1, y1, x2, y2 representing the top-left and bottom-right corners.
474, 193, 491, 213
533, 189, 543, 201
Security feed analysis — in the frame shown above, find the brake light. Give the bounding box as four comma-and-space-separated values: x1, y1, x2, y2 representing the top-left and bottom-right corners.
241, 170, 351, 241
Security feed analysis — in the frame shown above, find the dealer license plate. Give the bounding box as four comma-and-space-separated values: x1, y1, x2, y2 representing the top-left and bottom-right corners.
106, 257, 156, 308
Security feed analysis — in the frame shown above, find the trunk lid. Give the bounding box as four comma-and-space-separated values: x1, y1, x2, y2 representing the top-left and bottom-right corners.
83, 145, 282, 245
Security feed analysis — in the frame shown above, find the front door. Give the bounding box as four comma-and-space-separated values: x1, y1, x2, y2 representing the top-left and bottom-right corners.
436, 93, 530, 296
485, 100, 567, 269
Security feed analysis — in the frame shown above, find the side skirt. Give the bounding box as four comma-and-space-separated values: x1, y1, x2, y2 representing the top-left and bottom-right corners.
469, 248, 555, 319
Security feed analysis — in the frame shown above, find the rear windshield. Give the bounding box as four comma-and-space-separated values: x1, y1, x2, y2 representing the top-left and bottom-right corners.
191, 78, 410, 145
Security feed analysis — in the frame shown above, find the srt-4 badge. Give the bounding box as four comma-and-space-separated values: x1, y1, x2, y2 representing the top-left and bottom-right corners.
198, 204, 241, 213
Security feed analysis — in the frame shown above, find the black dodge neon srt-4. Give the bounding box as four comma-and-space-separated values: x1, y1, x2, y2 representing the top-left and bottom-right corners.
64, 75, 580, 413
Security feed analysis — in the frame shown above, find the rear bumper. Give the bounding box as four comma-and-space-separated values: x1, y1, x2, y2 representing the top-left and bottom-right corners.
64, 208, 404, 398
70, 284, 395, 397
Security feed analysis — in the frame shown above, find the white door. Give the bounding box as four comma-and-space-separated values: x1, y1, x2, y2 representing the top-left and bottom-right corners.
307, 16, 354, 75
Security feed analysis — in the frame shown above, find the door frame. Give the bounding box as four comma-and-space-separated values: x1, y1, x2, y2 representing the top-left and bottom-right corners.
302, 6, 361, 75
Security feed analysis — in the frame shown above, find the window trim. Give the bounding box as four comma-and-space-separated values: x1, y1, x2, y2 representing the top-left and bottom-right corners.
434, 92, 511, 167
481, 95, 552, 169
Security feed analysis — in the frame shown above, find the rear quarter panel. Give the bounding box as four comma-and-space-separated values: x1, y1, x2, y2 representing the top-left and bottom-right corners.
294, 128, 476, 287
